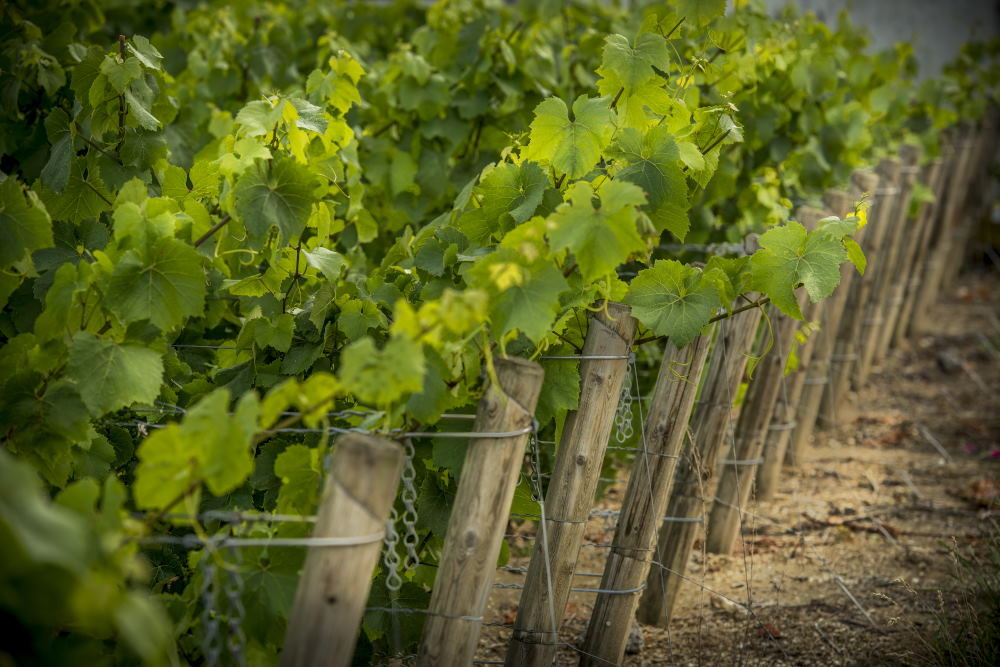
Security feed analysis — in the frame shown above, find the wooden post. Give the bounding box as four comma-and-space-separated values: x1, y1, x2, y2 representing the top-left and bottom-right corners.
891, 158, 946, 349
872, 145, 923, 365
281, 434, 404, 667
855, 158, 903, 388
755, 301, 818, 499
940, 121, 998, 291
911, 129, 978, 336
942, 117, 997, 289
506, 303, 636, 667
635, 304, 762, 627
826, 169, 881, 416
785, 206, 842, 463
816, 186, 867, 431
706, 306, 799, 555
578, 331, 714, 666
417, 357, 544, 667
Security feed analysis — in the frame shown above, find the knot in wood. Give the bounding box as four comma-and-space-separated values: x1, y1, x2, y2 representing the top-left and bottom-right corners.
575, 454, 588, 467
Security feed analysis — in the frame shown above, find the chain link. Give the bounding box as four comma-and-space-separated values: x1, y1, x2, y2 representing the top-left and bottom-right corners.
383, 508, 403, 592
613, 355, 635, 443
400, 439, 420, 572
527, 430, 544, 503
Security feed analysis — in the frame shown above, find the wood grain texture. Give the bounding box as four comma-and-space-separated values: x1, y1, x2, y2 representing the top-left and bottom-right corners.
506, 302, 636, 667
910, 130, 977, 336
826, 169, 882, 422
417, 356, 544, 667
280, 434, 404, 667
707, 305, 799, 554
636, 304, 762, 626
894, 158, 947, 347
872, 145, 923, 365
578, 330, 714, 666
855, 157, 903, 388
939, 119, 998, 291
815, 185, 866, 431
757, 297, 818, 495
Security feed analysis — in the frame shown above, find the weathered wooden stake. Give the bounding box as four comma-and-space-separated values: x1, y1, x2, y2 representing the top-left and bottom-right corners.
578, 330, 714, 666
826, 170, 881, 418
785, 207, 841, 463
506, 303, 636, 667
939, 123, 996, 292
417, 357, 544, 667
873, 145, 923, 365
756, 304, 817, 498
855, 158, 903, 388
281, 434, 404, 667
891, 158, 946, 349
706, 306, 799, 554
636, 304, 762, 626
911, 129, 978, 336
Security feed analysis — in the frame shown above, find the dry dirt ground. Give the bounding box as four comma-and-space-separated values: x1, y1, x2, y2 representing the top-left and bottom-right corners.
476, 272, 1000, 666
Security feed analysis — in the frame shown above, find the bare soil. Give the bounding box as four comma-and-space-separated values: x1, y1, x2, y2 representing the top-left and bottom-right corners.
477, 272, 1000, 666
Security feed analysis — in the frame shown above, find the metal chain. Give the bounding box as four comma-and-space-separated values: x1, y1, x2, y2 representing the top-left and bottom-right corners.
223, 546, 247, 667
400, 439, 420, 572
613, 354, 636, 443
383, 508, 403, 592
527, 430, 544, 503
200, 551, 222, 667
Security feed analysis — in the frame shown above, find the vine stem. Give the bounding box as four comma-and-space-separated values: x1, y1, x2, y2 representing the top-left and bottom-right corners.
252, 391, 339, 446
141, 475, 202, 529
115, 35, 128, 154
664, 16, 685, 39
610, 87, 624, 110
193, 214, 232, 247
633, 296, 772, 347
77, 130, 123, 164
700, 127, 732, 155
82, 178, 113, 206
282, 241, 303, 313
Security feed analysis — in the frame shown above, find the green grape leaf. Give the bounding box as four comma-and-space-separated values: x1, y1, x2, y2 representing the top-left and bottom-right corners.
479, 160, 548, 225
0, 177, 53, 268
234, 157, 319, 244
235, 100, 284, 137
134, 389, 259, 508
625, 260, 720, 348
600, 33, 669, 89
547, 180, 647, 281
126, 35, 163, 70
107, 237, 206, 331
677, 140, 705, 171
339, 336, 425, 406
68, 332, 163, 416
288, 97, 328, 134
750, 221, 849, 319
703, 255, 750, 305
303, 247, 346, 282
611, 126, 690, 239
99, 55, 142, 93
40, 109, 73, 194
336, 300, 388, 341
678, 0, 727, 27
536, 356, 580, 426
179, 389, 259, 496
468, 248, 569, 342
124, 87, 160, 130
273, 445, 322, 514
524, 95, 614, 179
844, 237, 866, 275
